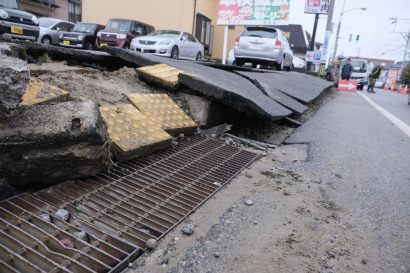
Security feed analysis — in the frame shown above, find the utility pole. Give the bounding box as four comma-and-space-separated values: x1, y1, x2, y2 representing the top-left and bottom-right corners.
321, 0, 335, 68
389, 18, 410, 69
307, 14, 319, 71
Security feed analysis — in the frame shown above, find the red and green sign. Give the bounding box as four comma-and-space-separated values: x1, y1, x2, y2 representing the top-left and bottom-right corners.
217, 0, 290, 26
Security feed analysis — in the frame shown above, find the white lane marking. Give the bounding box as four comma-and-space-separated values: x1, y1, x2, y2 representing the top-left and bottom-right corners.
358, 92, 410, 138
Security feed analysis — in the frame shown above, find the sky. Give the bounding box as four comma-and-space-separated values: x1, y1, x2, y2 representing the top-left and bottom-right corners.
287, 0, 410, 62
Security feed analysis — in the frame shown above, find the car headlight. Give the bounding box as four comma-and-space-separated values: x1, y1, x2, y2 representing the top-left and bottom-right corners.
0, 9, 8, 19
32, 15, 39, 25
78, 35, 84, 41
97, 32, 102, 38
117, 33, 127, 39
59, 33, 64, 39
158, 40, 172, 45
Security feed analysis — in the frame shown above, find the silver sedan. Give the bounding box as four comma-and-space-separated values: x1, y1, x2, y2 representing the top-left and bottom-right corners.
131, 30, 204, 61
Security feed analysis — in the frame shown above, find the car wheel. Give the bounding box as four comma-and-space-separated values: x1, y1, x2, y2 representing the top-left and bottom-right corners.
41, 36, 51, 45
171, 46, 179, 59
85, 42, 93, 50
123, 44, 130, 50
276, 57, 284, 71
196, 52, 202, 61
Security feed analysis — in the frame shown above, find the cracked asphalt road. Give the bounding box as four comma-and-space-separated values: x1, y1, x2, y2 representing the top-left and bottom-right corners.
287, 89, 410, 272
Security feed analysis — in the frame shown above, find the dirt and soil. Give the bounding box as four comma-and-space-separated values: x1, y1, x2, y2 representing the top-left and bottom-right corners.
28, 62, 163, 105
126, 142, 378, 273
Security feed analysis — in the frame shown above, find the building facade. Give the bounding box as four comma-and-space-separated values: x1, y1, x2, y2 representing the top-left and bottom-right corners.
17, 0, 82, 22
82, 0, 243, 59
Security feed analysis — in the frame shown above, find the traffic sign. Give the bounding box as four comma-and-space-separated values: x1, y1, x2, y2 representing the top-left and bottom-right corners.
338, 80, 358, 92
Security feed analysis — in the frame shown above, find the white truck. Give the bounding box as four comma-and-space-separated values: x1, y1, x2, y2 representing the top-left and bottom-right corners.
341, 59, 369, 90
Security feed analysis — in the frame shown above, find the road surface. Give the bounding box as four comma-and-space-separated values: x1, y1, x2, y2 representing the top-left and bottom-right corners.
287, 88, 410, 272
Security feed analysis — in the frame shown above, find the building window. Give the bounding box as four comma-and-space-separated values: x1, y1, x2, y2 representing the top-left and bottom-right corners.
195, 14, 214, 55
68, 1, 81, 23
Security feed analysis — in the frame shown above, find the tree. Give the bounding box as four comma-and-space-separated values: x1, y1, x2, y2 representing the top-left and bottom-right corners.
401, 64, 410, 84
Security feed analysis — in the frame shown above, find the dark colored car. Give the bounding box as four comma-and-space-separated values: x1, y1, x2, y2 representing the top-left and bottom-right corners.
59, 22, 105, 50
96, 18, 154, 49
0, 0, 39, 41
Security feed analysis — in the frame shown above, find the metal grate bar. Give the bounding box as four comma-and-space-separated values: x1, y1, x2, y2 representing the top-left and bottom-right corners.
0, 136, 259, 272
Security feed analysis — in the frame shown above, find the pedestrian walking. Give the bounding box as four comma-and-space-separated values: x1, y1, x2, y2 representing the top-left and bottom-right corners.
367, 63, 385, 93
325, 64, 334, 81
341, 59, 353, 80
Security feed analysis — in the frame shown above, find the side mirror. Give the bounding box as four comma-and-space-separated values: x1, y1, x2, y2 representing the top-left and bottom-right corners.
56, 27, 60, 32
290, 44, 294, 49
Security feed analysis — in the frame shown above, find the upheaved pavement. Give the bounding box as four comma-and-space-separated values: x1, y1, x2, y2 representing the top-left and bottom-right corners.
106, 47, 332, 119
106, 47, 292, 120
237, 71, 309, 114
238, 71, 333, 103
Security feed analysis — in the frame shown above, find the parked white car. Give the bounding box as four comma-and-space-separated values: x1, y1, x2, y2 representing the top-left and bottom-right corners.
131, 30, 204, 61
234, 26, 294, 71
292, 56, 306, 68
38, 17, 74, 45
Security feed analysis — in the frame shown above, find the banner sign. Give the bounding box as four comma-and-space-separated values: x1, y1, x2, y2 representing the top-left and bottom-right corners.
217, 0, 290, 26
304, 0, 330, 14
320, 30, 331, 62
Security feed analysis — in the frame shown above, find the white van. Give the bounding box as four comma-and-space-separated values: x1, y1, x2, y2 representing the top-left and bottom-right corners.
341, 59, 369, 90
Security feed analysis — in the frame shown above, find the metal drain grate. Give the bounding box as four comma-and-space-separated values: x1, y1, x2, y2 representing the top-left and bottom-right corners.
0, 136, 259, 273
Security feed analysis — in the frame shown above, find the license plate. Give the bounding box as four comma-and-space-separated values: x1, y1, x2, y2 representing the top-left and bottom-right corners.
11, 26, 23, 35
63, 40, 70, 45
249, 44, 262, 50
100, 43, 108, 47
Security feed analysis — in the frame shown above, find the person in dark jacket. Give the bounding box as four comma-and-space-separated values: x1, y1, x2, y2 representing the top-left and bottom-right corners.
341, 59, 353, 80
367, 63, 385, 93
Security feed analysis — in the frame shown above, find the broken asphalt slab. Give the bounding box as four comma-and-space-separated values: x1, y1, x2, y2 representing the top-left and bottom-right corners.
237, 71, 309, 115
105, 47, 292, 120
237, 71, 333, 103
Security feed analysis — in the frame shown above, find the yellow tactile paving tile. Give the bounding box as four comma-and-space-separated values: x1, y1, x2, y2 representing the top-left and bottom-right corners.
20, 78, 70, 106
136, 64, 184, 90
127, 93, 197, 135
99, 104, 172, 160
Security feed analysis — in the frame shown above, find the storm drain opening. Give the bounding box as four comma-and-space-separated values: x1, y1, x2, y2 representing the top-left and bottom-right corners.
0, 136, 259, 273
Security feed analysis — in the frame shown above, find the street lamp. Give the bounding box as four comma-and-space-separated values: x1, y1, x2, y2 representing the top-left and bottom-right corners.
331, 7, 367, 61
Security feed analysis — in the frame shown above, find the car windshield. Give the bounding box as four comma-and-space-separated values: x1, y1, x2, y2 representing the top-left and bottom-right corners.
351, 60, 367, 73
106, 20, 132, 32
242, 27, 277, 39
39, 18, 59, 28
147, 30, 181, 38
0, 0, 18, 9
73, 23, 96, 33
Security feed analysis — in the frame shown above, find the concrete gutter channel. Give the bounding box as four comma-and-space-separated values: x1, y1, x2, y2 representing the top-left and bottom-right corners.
0, 39, 333, 272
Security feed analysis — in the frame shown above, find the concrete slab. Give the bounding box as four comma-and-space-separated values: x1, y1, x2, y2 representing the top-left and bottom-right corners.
106, 47, 292, 120
236, 71, 308, 114
238, 71, 332, 103
137, 64, 183, 90
0, 53, 30, 120
0, 100, 106, 185
127, 93, 197, 135
21, 78, 70, 106
100, 104, 172, 160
